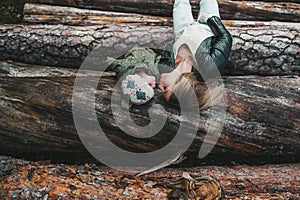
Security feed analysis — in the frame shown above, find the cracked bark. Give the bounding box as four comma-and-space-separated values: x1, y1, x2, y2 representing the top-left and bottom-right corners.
0, 23, 299, 75
0, 61, 299, 165
0, 156, 299, 199
36, 0, 300, 22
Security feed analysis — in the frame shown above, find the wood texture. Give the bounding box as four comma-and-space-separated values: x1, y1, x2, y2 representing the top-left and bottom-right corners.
0, 24, 299, 75
0, 156, 299, 199
23, 3, 172, 26
36, 0, 300, 22
0, 61, 299, 165
23, 3, 300, 28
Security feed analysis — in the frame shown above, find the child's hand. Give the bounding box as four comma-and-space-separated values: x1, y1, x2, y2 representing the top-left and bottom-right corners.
138, 73, 156, 88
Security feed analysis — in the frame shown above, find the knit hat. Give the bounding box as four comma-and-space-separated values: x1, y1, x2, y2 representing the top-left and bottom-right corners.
121, 74, 154, 105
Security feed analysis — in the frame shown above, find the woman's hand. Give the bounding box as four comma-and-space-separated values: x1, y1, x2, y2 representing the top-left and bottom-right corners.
158, 71, 182, 102
159, 73, 174, 102
159, 54, 192, 93
158, 72, 177, 93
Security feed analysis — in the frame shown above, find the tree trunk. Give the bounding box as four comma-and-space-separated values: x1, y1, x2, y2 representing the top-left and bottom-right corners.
0, 61, 299, 165
23, 3, 172, 26
36, 0, 300, 22
0, 24, 299, 75
23, 3, 300, 29
0, 156, 299, 199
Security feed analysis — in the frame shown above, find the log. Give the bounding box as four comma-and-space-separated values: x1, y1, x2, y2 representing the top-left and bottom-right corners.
0, 156, 299, 199
0, 24, 299, 75
36, 0, 300, 22
23, 3, 172, 26
0, 61, 299, 166
23, 3, 300, 28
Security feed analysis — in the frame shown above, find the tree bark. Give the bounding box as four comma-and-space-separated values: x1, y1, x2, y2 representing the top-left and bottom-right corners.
23, 3, 300, 29
23, 3, 172, 26
0, 156, 299, 199
36, 0, 300, 22
0, 24, 299, 75
0, 61, 299, 165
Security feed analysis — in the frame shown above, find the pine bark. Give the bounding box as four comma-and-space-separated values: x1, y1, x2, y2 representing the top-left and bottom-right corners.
0, 156, 299, 199
23, 3, 172, 26
35, 0, 300, 22
23, 3, 300, 29
0, 61, 299, 165
0, 24, 299, 75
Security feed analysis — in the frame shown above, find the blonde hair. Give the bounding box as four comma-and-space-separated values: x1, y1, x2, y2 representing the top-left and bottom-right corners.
169, 73, 225, 110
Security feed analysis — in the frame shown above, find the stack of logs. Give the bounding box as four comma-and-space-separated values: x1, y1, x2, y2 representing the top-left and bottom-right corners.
0, 0, 299, 199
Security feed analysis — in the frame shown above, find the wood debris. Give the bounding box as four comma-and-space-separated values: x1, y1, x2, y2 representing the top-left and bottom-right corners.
1, 156, 299, 199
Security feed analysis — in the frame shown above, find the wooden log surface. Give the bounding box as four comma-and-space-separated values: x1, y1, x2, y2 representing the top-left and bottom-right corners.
0, 61, 299, 165
0, 23, 299, 75
24, 3, 172, 26
36, 0, 300, 22
0, 156, 299, 199
22, 3, 300, 28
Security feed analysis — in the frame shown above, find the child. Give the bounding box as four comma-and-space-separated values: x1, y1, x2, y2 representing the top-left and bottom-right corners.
108, 47, 161, 105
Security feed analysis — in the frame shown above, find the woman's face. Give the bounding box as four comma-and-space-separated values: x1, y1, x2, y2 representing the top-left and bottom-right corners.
160, 46, 194, 102
159, 56, 193, 102
163, 58, 181, 101
174, 55, 183, 68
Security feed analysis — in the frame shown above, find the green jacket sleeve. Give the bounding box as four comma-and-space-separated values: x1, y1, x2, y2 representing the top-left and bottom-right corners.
108, 47, 161, 81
